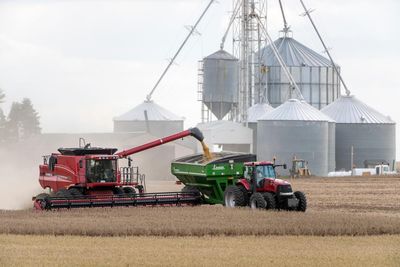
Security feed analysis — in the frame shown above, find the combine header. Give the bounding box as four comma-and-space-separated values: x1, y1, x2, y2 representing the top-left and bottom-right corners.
33, 128, 205, 210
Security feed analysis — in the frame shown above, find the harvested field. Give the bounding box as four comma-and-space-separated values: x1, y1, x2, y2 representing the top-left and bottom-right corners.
0, 234, 399, 266
289, 176, 400, 216
0, 176, 399, 237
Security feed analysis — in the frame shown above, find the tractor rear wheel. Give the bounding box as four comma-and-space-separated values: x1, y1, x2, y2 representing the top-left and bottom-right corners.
263, 192, 276, 210
224, 186, 246, 207
237, 185, 249, 206
250, 193, 267, 209
294, 191, 307, 212
123, 187, 136, 197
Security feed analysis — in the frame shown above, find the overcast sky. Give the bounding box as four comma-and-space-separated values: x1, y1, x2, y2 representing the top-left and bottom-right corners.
0, 0, 399, 156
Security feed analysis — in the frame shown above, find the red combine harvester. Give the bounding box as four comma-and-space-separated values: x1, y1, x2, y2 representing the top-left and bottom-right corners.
33, 128, 205, 210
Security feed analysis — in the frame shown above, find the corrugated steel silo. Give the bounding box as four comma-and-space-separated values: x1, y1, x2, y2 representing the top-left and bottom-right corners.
257, 99, 334, 176
246, 103, 274, 153
322, 95, 396, 170
257, 37, 340, 110
202, 50, 239, 120
113, 100, 184, 137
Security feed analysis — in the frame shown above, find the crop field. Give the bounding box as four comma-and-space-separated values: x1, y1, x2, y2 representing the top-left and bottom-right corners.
0, 176, 399, 266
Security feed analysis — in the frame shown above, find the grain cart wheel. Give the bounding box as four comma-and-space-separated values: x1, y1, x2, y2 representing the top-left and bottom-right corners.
250, 193, 267, 209
294, 191, 307, 212
263, 192, 276, 210
123, 187, 136, 197
35, 193, 50, 210
224, 186, 245, 207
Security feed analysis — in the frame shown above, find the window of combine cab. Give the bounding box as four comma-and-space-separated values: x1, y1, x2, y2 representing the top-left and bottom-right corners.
86, 159, 117, 183
256, 165, 276, 179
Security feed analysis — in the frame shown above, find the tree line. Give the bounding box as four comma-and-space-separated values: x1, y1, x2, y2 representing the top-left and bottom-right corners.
0, 89, 41, 143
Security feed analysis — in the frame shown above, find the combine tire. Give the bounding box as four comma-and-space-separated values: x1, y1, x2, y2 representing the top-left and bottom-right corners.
68, 188, 83, 197
263, 192, 276, 210
224, 186, 246, 207
55, 189, 72, 199
123, 187, 136, 197
294, 191, 307, 212
113, 187, 124, 196
250, 193, 267, 209
35, 193, 50, 210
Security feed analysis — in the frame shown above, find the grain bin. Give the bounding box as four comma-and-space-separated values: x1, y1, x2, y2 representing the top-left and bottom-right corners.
113, 100, 184, 137
322, 95, 396, 170
246, 103, 274, 153
202, 50, 239, 120
257, 37, 340, 110
257, 99, 334, 176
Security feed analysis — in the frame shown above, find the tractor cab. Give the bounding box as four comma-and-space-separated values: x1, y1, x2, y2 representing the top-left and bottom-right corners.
243, 161, 288, 193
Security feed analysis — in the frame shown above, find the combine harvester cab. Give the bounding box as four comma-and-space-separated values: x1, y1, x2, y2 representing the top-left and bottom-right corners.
33, 128, 205, 210
172, 155, 307, 211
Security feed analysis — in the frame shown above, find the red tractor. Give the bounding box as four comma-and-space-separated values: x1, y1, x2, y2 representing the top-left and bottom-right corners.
33, 128, 205, 210
223, 161, 307, 211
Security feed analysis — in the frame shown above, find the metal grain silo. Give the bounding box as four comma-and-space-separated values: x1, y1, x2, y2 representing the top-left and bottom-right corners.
257, 99, 334, 176
322, 95, 396, 170
246, 103, 274, 153
257, 37, 340, 110
202, 50, 239, 120
113, 100, 184, 137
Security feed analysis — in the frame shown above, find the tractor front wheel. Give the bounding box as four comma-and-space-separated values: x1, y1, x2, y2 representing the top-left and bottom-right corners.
224, 186, 246, 207
250, 193, 267, 209
294, 191, 307, 212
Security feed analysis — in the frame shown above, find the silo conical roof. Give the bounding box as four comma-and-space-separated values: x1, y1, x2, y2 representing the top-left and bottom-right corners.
247, 103, 274, 123
259, 37, 333, 67
321, 95, 394, 124
204, 49, 238, 61
259, 99, 333, 122
114, 100, 183, 121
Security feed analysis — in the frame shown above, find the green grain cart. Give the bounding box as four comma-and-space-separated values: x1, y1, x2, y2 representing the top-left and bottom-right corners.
171, 152, 256, 204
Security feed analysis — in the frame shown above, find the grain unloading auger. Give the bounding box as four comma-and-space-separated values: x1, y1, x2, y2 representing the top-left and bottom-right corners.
33, 128, 205, 210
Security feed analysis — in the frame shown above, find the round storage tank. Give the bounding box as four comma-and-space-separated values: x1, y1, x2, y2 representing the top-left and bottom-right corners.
246, 103, 274, 153
257, 99, 334, 176
256, 37, 340, 110
202, 50, 239, 120
113, 100, 184, 137
322, 95, 396, 171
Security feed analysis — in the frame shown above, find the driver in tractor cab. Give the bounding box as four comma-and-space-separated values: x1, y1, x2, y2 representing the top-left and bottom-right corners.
256, 167, 264, 187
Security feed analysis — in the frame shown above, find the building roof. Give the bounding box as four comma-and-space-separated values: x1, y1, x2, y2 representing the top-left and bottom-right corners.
114, 100, 183, 121
247, 103, 274, 123
259, 37, 334, 67
259, 99, 334, 122
321, 95, 394, 124
204, 49, 238, 61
